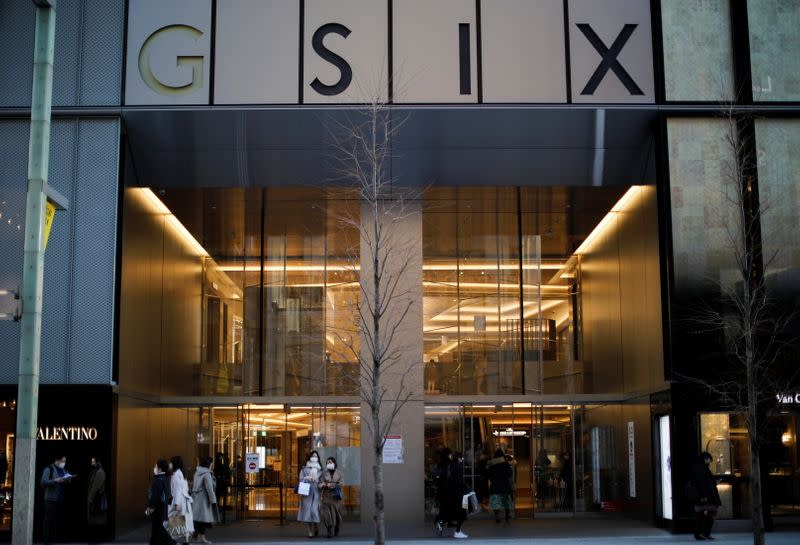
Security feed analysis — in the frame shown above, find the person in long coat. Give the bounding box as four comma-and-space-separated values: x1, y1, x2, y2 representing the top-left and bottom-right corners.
192, 456, 217, 544
319, 457, 344, 538
433, 448, 468, 539
487, 449, 514, 523
297, 450, 322, 538
690, 451, 722, 541
87, 457, 107, 526
146, 459, 173, 545
168, 456, 194, 545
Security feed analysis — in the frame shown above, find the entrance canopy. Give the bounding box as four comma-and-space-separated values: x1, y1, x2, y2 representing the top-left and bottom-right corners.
121, 106, 656, 188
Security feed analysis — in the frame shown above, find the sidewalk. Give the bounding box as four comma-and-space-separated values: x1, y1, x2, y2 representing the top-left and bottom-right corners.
109, 516, 800, 545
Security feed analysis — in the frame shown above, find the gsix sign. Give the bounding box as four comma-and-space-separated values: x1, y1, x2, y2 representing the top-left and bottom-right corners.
126, 0, 654, 106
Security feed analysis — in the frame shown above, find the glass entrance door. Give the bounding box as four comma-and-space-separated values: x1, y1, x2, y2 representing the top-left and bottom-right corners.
211, 404, 361, 522
424, 403, 576, 519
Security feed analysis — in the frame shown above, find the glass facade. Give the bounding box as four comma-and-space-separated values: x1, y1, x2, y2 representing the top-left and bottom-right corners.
121, 185, 663, 399
661, 0, 734, 101
118, 188, 360, 398
749, 0, 800, 101
423, 402, 649, 517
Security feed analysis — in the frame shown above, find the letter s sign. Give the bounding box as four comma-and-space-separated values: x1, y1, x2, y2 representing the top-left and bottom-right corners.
138, 24, 205, 96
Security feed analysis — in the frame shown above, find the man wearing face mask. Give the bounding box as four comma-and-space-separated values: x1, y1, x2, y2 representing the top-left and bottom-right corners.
41, 455, 74, 545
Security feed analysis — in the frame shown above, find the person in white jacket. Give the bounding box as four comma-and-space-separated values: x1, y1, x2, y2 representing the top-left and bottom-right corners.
168, 456, 194, 545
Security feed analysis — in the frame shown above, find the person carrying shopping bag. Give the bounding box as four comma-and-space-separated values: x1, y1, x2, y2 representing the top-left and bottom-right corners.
168, 456, 194, 545
297, 450, 322, 538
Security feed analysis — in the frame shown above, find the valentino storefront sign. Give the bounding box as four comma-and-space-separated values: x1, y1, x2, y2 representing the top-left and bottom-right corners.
37, 426, 99, 441
125, 0, 655, 106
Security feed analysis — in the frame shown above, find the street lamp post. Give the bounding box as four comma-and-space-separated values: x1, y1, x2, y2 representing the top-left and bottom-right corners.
12, 2, 59, 545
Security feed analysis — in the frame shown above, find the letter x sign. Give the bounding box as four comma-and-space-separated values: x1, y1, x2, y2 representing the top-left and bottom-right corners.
578, 24, 642, 95
568, 0, 654, 104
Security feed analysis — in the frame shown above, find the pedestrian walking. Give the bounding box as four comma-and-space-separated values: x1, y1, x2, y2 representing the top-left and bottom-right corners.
559, 451, 573, 511
689, 451, 722, 541
41, 454, 75, 545
168, 456, 194, 545
487, 449, 514, 523
146, 459, 173, 545
87, 457, 107, 526
192, 456, 218, 544
297, 450, 322, 538
433, 448, 468, 539
319, 456, 344, 538
213, 452, 231, 524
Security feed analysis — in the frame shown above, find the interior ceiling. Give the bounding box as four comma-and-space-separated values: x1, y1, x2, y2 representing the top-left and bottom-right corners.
157, 185, 626, 263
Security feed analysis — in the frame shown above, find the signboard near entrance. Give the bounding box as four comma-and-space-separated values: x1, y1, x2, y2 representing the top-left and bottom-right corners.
383, 435, 403, 464
245, 452, 259, 473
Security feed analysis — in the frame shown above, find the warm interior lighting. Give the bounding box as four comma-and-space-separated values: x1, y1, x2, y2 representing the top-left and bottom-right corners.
782, 431, 794, 446
572, 186, 646, 256
134, 188, 209, 257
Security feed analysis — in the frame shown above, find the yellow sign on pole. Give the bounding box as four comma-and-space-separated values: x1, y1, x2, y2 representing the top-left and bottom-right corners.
43, 201, 56, 250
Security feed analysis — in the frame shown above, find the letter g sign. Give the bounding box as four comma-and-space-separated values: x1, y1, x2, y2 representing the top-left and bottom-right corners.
138, 24, 205, 96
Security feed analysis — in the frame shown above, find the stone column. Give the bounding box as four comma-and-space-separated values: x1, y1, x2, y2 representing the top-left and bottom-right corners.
359, 199, 424, 525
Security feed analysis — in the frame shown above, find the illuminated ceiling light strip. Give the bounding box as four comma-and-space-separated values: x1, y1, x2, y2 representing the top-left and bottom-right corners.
136, 188, 209, 257
218, 263, 567, 272
573, 186, 642, 256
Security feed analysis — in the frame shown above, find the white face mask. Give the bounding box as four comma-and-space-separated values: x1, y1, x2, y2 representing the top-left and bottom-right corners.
326, 463, 335, 470
310, 456, 319, 463
56, 462, 65, 469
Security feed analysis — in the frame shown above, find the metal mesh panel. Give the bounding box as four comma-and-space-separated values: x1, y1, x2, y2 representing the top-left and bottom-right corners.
79, 0, 125, 106
0, 121, 30, 382
0, 0, 124, 107
40, 121, 78, 384
0, 1, 35, 107
68, 119, 120, 384
0, 119, 120, 385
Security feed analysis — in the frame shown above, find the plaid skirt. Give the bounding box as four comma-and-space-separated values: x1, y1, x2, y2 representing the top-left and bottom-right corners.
489, 493, 514, 510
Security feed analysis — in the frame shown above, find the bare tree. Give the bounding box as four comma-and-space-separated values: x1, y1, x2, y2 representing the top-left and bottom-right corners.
679, 103, 798, 545
325, 96, 420, 545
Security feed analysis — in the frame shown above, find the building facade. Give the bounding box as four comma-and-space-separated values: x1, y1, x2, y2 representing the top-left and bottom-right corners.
0, 0, 799, 540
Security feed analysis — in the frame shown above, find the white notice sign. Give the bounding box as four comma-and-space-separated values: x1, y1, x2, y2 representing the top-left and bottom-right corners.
383, 435, 403, 464
627, 421, 636, 497
245, 453, 260, 474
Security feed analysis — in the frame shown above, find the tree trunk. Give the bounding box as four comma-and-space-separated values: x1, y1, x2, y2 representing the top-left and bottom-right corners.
749, 435, 765, 545
373, 443, 386, 545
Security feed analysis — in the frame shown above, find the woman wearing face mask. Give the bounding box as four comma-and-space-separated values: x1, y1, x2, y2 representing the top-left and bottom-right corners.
168, 456, 194, 545
146, 459, 173, 545
297, 450, 322, 538
192, 456, 218, 544
319, 457, 344, 538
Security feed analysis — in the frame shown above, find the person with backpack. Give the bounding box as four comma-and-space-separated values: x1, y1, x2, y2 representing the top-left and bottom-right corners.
41, 454, 74, 545
146, 459, 174, 545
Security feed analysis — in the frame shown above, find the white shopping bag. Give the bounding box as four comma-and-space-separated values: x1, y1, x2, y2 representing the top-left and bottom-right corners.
462, 493, 470, 509
297, 481, 311, 496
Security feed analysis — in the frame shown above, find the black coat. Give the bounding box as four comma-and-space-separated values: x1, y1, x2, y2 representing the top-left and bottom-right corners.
487, 457, 513, 495
148, 474, 172, 522
434, 460, 466, 520
690, 459, 721, 506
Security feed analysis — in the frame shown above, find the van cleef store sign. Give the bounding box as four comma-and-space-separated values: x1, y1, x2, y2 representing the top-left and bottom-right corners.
125, 0, 655, 106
